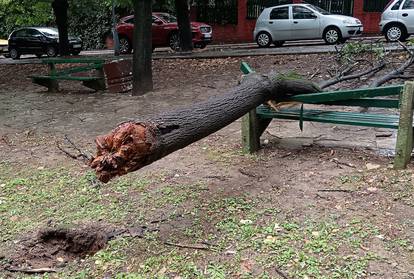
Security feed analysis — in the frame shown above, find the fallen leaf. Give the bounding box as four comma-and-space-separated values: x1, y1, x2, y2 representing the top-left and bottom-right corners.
366, 163, 381, 170
367, 187, 378, 193
240, 259, 254, 274
240, 219, 253, 225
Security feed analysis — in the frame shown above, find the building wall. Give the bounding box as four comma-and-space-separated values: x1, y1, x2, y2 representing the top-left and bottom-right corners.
353, 0, 382, 33
194, 0, 380, 44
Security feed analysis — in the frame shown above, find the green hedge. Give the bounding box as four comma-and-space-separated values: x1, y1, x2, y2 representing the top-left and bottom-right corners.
0, 0, 119, 50
0, 0, 177, 50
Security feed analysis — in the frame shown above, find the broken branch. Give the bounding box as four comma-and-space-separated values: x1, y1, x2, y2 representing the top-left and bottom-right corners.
90, 73, 320, 182
163, 241, 211, 250
5, 267, 57, 274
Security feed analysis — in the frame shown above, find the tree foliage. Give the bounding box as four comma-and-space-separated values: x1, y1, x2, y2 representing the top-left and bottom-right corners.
68, 0, 113, 50
0, 0, 52, 38
0, 0, 176, 49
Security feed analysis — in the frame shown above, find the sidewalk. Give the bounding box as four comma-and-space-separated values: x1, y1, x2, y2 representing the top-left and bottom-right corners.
0, 36, 399, 65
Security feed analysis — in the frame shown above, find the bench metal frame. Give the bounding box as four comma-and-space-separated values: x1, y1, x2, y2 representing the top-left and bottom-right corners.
240, 62, 414, 169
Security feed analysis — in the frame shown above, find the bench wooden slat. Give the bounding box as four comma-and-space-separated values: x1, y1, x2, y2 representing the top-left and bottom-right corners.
290, 85, 403, 103
321, 98, 400, 108
256, 106, 401, 129
41, 58, 105, 64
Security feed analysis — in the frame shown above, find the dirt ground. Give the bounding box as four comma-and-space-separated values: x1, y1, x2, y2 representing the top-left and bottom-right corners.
1, 54, 414, 279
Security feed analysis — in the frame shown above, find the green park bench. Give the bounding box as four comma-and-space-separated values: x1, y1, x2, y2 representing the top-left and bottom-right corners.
30, 58, 106, 92
240, 62, 414, 169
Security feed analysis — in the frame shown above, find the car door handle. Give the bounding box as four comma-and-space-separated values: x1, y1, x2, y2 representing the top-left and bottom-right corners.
269, 21, 273, 24
403, 13, 408, 17
293, 21, 299, 24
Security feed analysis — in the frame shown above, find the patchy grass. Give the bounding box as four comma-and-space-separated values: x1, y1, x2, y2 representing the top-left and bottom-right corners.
0, 161, 155, 243
1, 160, 414, 278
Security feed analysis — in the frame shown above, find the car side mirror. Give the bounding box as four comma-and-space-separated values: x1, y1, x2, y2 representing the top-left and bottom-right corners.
154, 19, 163, 25
310, 13, 318, 19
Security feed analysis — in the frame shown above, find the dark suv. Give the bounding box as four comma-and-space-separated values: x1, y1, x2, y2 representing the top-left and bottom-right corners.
8, 27, 83, 59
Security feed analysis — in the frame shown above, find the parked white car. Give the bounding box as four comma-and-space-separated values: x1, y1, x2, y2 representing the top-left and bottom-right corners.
380, 0, 414, 42
0, 39, 7, 55
253, 4, 363, 47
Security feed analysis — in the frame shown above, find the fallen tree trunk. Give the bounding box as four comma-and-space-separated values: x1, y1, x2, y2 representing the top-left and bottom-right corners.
90, 74, 319, 182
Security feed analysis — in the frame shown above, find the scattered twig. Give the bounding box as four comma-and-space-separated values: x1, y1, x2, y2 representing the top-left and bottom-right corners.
163, 241, 211, 250
318, 189, 353, 193
239, 168, 259, 178
309, 69, 321, 79
371, 41, 414, 87
56, 135, 92, 162
275, 267, 290, 279
150, 218, 169, 224
376, 132, 393, 138
56, 142, 79, 160
205, 175, 228, 181
1, 135, 12, 146
5, 267, 57, 274
331, 158, 356, 168
280, 152, 292, 158
397, 40, 414, 55
319, 62, 385, 89
63, 135, 92, 161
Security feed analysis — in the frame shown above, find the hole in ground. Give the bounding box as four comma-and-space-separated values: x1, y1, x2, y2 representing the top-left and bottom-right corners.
5, 226, 109, 270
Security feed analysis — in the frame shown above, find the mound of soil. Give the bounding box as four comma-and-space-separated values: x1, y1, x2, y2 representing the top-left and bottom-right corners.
4, 226, 109, 270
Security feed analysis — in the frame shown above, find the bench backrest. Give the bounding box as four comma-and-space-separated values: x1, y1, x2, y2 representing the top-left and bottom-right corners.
240, 61, 402, 109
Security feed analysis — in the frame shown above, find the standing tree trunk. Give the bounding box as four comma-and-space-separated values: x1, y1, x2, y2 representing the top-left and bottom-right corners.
52, 0, 70, 56
90, 74, 319, 182
132, 0, 153, 95
175, 0, 193, 52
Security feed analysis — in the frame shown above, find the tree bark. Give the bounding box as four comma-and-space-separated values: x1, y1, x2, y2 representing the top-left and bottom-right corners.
52, 0, 70, 56
175, 0, 193, 52
90, 74, 319, 182
132, 0, 153, 95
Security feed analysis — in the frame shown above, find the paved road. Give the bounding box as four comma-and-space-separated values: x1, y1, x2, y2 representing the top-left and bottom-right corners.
0, 36, 403, 65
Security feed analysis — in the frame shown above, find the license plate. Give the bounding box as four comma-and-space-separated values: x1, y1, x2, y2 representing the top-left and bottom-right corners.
359, 27, 363, 32
73, 44, 81, 48
204, 33, 212, 38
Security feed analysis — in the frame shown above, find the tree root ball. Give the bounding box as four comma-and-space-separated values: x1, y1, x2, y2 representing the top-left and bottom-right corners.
89, 122, 158, 183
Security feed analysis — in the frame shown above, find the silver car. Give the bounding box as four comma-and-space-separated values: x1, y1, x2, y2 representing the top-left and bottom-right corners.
380, 0, 414, 42
254, 4, 363, 47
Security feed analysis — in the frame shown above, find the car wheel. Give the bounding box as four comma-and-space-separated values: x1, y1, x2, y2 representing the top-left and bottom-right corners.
71, 50, 81, 56
197, 42, 207, 49
119, 37, 132, 54
169, 32, 180, 51
385, 24, 407, 42
274, 41, 285, 47
256, 32, 272, 48
323, 27, 342, 45
46, 46, 57, 57
9, 48, 20, 60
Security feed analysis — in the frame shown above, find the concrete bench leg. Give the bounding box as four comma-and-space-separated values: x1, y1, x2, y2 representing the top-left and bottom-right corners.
242, 109, 271, 153
82, 68, 106, 91
394, 81, 414, 169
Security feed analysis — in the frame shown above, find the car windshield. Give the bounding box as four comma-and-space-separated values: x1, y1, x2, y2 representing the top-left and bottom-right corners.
157, 14, 177, 23
37, 28, 59, 37
306, 4, 331, 15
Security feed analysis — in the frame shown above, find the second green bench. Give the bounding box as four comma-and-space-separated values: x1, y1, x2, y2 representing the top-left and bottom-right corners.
240, 62, 414, 169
